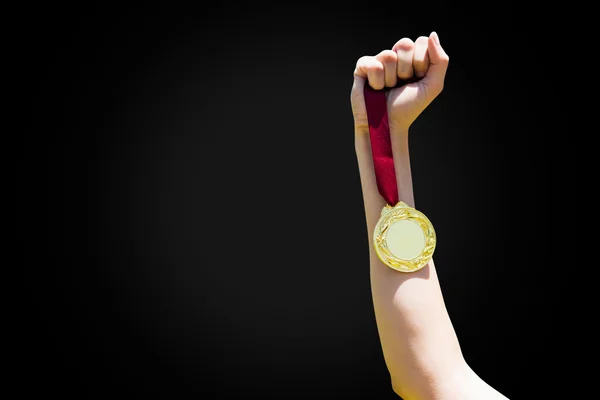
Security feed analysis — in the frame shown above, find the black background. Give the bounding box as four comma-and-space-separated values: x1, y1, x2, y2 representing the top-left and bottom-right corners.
17, 4, 568, 399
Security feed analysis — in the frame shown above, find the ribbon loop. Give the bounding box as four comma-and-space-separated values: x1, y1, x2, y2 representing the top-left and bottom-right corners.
363, 84, 398, 206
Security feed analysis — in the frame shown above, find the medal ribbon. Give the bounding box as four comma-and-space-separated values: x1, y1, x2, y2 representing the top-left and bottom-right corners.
363, 84, 398, 206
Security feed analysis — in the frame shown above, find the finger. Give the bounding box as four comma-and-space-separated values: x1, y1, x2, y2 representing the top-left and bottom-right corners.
375, 50, 398, 88
421, 31, 450, 93
392, 38, 415, 80
354, 56, 385, 90
413, 36, 430, 78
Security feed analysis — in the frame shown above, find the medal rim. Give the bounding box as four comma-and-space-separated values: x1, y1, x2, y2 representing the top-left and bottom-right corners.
373, 202, 436, 273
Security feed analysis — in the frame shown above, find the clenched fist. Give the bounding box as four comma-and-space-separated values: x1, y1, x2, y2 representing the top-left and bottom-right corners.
351, 31, 449, 135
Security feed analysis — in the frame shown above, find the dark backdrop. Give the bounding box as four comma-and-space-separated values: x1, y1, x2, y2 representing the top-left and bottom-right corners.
17, 4, 563, 399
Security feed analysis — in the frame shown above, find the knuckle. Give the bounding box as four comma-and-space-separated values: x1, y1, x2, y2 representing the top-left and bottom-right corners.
394, 37, 414, 51
355, 55, 370, 67
377, 50, 397, 64
371, 62, 384, 73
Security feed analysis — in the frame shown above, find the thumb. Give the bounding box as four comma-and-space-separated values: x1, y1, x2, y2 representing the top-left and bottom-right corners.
422, 31, 449, 92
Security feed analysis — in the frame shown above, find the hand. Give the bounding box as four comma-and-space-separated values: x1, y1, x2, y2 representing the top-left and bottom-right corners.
351, 31, 449, 135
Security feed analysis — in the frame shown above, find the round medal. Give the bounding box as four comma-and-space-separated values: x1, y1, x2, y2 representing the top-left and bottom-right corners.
373, 202, 436, 272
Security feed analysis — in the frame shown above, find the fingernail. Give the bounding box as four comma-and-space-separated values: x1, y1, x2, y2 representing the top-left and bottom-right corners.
431, 31, 440, 46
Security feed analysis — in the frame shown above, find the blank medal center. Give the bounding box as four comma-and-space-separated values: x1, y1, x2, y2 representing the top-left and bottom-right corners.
386, 220, 425, 260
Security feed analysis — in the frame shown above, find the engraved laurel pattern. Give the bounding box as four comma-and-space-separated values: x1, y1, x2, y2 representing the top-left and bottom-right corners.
374, 205, 436, 273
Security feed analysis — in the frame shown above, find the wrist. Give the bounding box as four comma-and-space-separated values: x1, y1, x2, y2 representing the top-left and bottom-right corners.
389, 123, 410, 138
354, 125, 369, 137
354, 123, 409, 140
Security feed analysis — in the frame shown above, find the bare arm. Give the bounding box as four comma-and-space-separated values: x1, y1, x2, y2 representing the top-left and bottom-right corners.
351, 32, 509, 400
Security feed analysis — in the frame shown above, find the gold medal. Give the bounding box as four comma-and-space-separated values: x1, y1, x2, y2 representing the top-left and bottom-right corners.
373, 202, 436, 272
363, 84, 436, 273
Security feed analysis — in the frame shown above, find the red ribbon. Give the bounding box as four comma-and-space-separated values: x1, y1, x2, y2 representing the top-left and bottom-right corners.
363, 84, 399, 206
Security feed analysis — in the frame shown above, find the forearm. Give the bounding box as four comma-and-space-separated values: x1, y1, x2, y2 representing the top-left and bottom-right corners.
370, 255, 467, 399
358, 128, 466, 398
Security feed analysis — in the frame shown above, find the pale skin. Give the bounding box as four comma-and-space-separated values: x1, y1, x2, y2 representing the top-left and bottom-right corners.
351, 32, 509, 400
